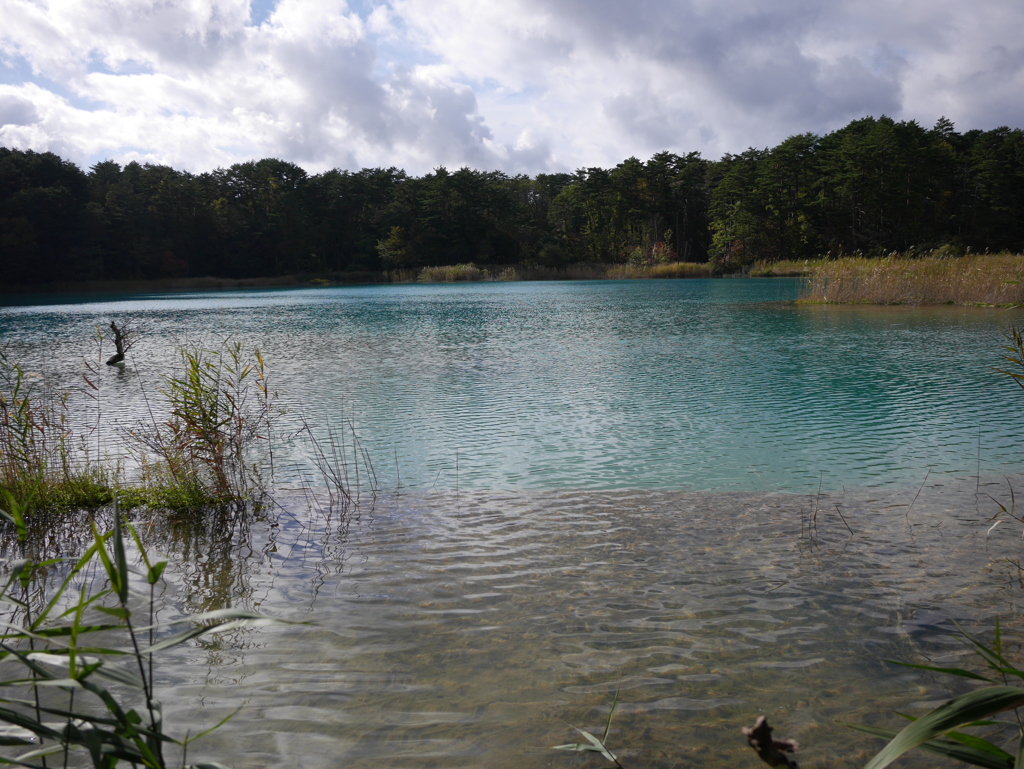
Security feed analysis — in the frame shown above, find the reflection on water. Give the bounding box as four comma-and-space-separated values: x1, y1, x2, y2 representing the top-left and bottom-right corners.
45, 477, 1009, 769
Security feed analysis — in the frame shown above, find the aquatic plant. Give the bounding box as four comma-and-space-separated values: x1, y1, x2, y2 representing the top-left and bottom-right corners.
127, 339, 276, 504
1, 334, 280, 514
852, 621, 1024, 769
296, 414, 378, 512
553, 689, 625, 768
0, 495, 295, 767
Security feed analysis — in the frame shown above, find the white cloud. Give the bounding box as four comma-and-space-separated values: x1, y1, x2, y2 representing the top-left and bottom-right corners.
1, 0, 1022, 175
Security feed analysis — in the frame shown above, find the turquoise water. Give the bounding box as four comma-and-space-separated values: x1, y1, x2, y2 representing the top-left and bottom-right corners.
0, 278, 1018, 492
4, 278, 1024, 768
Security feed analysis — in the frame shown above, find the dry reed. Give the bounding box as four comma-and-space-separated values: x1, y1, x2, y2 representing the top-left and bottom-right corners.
799, 253, 1024, 305
749, 259, 830, 277
418, 263, 486, 282
606, 262, 714, 279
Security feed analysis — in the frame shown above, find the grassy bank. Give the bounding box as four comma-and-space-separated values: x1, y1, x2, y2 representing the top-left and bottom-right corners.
1, 262, 719, 296
798, 253, 1024, 305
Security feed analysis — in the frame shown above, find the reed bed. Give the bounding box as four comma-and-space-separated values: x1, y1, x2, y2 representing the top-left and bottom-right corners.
605, 262, 714, 279
409, 262, 715, 283
749, 258, 830, 277
799, 253, 1024, 305
417, 263, 487, 282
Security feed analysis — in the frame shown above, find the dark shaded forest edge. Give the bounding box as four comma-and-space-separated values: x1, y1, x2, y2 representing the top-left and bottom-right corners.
2, 115, 1023, 290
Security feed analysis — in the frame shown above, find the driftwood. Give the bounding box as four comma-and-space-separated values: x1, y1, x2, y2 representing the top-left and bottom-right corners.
742, 716, 799, 768
105, 320, 135, 366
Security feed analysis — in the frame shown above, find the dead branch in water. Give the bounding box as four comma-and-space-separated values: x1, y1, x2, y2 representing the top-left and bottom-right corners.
105, 320, 138, 366
743, 716, 799, 768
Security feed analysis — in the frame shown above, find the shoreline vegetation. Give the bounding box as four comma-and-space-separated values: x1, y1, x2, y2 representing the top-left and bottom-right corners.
0, 260, 717, 295
796, 252, 1024, 306
4, 252, 1024, 307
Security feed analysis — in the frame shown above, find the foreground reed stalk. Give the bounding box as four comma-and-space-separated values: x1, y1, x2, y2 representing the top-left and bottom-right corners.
0, 496, 296, 768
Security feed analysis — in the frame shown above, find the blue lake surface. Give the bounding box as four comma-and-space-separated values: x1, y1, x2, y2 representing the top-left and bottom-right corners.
0, 277, 1018, 493
4, 278, 1024, 768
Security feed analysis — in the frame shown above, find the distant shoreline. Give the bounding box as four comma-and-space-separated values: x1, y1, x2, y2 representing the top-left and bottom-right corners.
5, 254, 1022, 307
0, 262, 723, 297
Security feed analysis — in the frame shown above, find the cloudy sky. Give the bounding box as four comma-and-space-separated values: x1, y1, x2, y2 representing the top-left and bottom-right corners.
1, 0, 1022, 176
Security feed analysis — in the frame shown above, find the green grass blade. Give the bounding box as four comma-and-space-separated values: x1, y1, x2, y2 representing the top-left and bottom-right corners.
851, 724, 1012, 769
33, 542, 101, 630
884, 660, 993, 682
579, 729, 617, 763
143, 615, 297, 654
943, 729, 1017, 758
183, 705, 243, 744
553, 743, 601, 753
111, 507, 129, 605
6, 744, 67, 762
0, 724, 36, 746
0, 755, 49, 768
864, 687, 1024, 769
602, 688, 619, 744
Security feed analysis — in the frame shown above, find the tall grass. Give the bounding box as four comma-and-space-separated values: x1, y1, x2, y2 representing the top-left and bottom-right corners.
749, 258, 830, 277
799, 253, 1024, 305
493, 262, 712, 281
383, 261, 718, 283
604, 262, 713, 279
0, 348, 120, 512
128, 340, 276, 505
418, 263, 486, 282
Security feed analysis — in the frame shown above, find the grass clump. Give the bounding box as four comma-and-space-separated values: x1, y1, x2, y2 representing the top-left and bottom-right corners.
850, 621, 1024, 769
605, 262, 714, 279
128, 340, 276, 505
418, 263, 486, 282
798, 253, 1024, 305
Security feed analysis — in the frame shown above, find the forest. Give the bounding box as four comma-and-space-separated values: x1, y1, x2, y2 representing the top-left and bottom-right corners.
1, 115, 1023, 285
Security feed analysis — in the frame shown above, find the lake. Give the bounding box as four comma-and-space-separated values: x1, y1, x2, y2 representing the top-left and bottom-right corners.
1, 278, 1023, 768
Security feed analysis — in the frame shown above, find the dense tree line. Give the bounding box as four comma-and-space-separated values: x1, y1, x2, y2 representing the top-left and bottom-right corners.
2, 115, 1023, 284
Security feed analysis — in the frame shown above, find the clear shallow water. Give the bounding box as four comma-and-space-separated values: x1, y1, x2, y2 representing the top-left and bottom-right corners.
130, 482, 1024, 767
0, 278, 1020, 492
3, 279, 1024, 768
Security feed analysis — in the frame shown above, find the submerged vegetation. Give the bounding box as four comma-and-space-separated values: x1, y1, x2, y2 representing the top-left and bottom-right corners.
797, 252, 1024, 306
